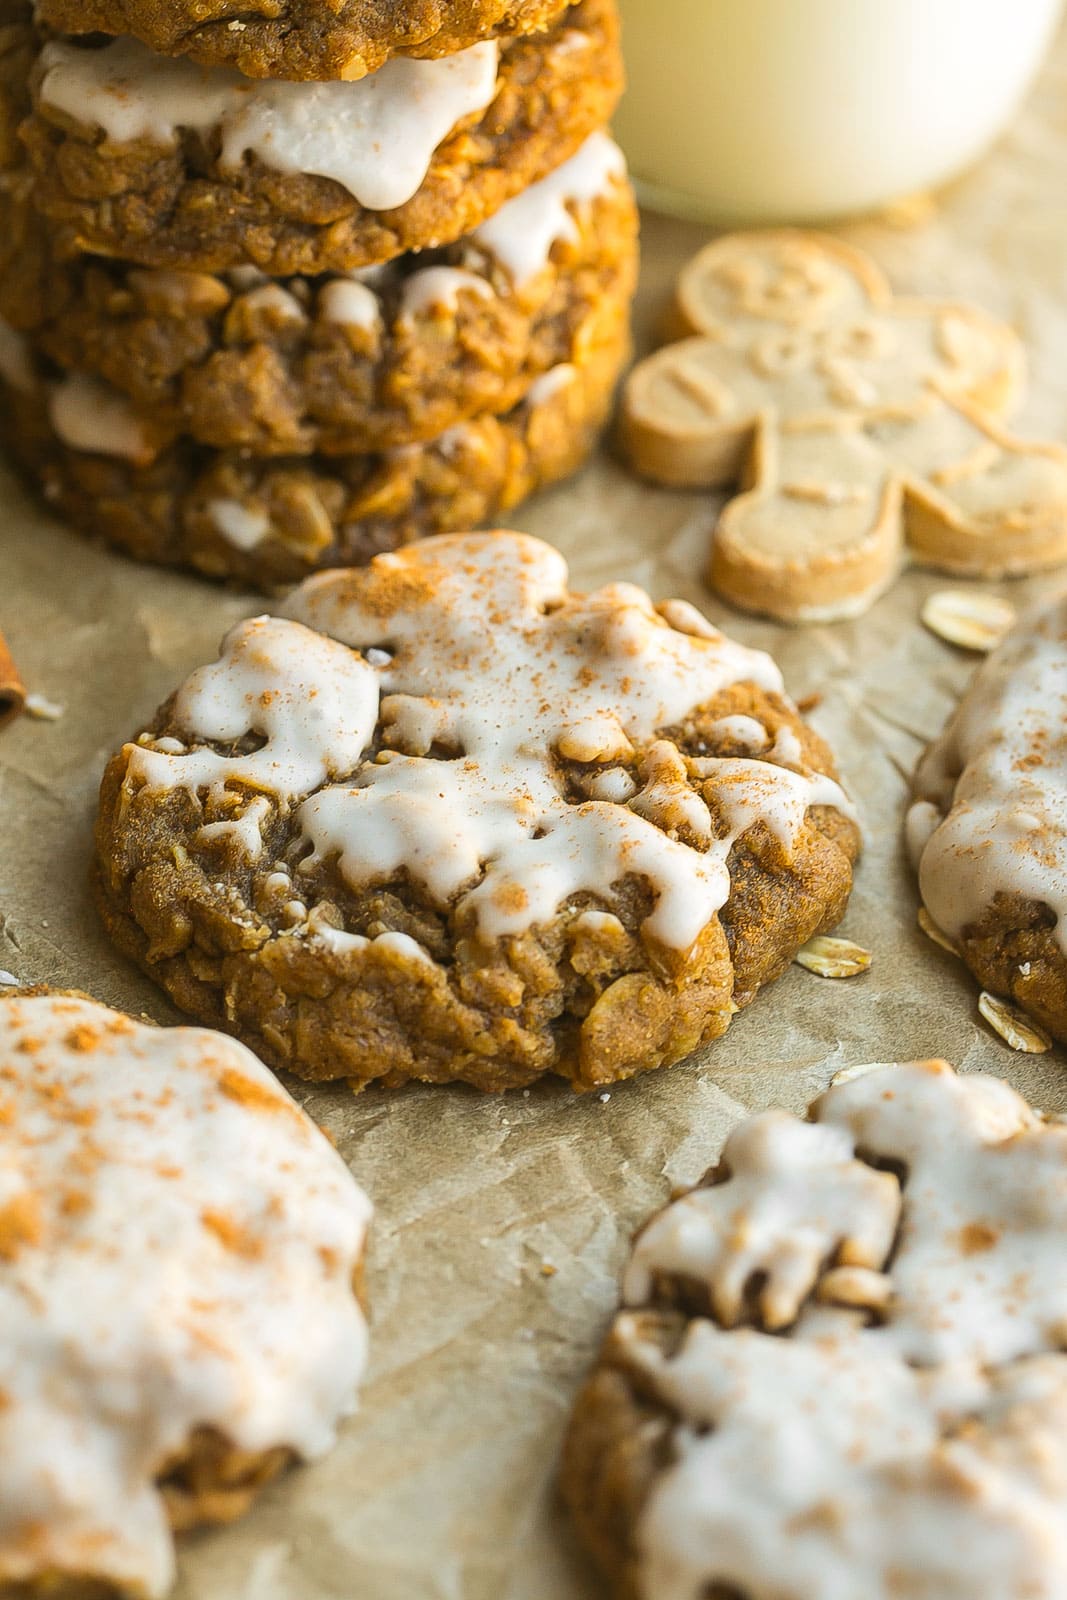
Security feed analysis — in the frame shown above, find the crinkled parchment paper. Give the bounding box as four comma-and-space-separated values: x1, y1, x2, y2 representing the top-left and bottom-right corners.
4, 29, 1067, 1600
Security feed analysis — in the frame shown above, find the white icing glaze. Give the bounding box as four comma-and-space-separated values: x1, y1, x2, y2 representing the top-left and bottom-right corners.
236, 283, 307, 324
311, 921, 432, 965
49, 373, 151, 461
621, 1060, 1067, 1598
208, 498, 271, 551
770, 724, 804, 767
523, 362, 576, 407
318, 278, 381, 330
0, 993, 371, 1598
125, 614, 378, 810
912, 596, 1067, 950
625, 1110, 899, 1326
39, 36, 499, 212
282, 533, 850, 949
124, 534, 850, 952
399, 266, 493, 320
707, 714, 769, 751
630, 1060, 1067, 1364
0, 318, 34, 393
632, 1321, 1067, 1600
196, 793, 272, 859
473, 132, 627, 284
582, 766, 638, 803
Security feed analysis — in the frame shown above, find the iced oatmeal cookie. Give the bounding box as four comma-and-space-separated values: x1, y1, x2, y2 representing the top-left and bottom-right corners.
0, 309, 630, 585
909, 592, 1067, 1045
564, 1059, 1067, 1598
35, 0, 577, 83
0, 986, 371, 1599
93, 531, 859, 1092
1, 135, 635, 456
21, 0, 623, 275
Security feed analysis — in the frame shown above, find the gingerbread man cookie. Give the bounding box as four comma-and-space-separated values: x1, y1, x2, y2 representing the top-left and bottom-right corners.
621, 231, 1067, 623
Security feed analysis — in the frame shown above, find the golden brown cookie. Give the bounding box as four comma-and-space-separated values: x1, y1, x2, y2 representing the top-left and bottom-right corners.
36, 0, 576, 83
620, 230, 1067, 623
1, 136, 635, 456
92, 531, 859, 1093
909, 592, 1067, 1048
21, 0, 623, 276
1, 305, 630, 586
565, 1059, 1067, 1597
0, 985, 371, 1599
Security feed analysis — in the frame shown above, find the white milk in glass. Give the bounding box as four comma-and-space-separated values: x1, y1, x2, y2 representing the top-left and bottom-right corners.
616, 0, 1064, 223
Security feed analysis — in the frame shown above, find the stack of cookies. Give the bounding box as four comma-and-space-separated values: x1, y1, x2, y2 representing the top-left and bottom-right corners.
0, 0, 634, 586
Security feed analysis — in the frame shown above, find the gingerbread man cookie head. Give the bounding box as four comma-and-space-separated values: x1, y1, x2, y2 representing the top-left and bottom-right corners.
622, 230, 1067, 624
669, 232, 887, 340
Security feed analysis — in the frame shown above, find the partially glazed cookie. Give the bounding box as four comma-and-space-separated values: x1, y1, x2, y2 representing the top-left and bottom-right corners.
0, 135, 635, 456
0, 987, 372, 1599
35, 0, 576, 83
909, 592, 1067, 1044
0, 312, 630, 586
21, 0, 622, 275
564, 1060, 1067, 1597
93, 531, 858, 1092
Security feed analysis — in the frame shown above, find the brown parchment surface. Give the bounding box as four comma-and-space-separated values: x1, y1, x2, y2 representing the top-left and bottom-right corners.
5, 27, 1067, 1600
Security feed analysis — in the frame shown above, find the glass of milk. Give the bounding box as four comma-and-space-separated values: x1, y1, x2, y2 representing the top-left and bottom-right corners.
616, 0, 1064, 223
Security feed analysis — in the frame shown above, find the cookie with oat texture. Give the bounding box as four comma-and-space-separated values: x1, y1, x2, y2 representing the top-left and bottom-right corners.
93, 530, 859, 1091
0, 135, 635, 457
0, 985, 371, 1600
20, 0, 622, 276
0, 308, 630, 586
909, 591, 1067, 1046
35, 0, 577, 83
564, 1059, 1067, 1597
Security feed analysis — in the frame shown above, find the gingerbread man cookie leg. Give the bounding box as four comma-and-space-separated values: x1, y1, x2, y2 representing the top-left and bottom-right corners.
620, 230, 1067, 623
711, 417, 904, 623
882, 396, 1067, 578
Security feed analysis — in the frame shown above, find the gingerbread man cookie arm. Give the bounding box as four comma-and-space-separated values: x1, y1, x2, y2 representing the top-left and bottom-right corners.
668, 234, 1025, 419
618, 336, 766, 490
